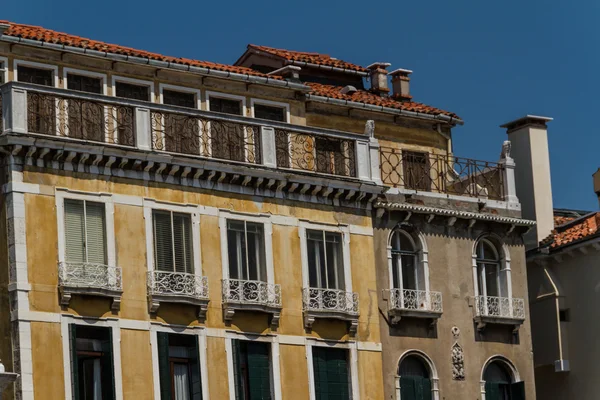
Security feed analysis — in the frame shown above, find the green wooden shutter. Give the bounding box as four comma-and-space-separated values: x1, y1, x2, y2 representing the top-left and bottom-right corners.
85, 201, 107, 264
69, 324, 80, 400
312, 347, 349, 400
421, 378, 432, 400
190, 336, 203, 400
154, 211, 174, 271
65, 200, 86, 263
173, 213, 193, 274
485, 381, 500, 400
232, 339, 244, 400
101, 328, 116, 400
247, 342, 271, 399
510, 381, 526, 400
157, 332, 172, 400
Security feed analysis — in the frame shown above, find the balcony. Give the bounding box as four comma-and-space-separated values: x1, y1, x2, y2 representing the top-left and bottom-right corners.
58, 262, 123, 311
222, 279, 282, 328
147, 271, 210, 319
473, 295, 526, 331
302, 287, 359, 334
388, 288, 443, 325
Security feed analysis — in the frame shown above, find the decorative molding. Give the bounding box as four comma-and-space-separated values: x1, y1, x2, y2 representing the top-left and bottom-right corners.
451, 327, 465, 381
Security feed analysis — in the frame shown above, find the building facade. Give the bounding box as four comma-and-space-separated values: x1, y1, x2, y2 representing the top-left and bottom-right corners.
0, 20, 535, 400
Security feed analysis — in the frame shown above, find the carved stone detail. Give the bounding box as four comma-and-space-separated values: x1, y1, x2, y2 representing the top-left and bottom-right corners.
451, 326, 465, 381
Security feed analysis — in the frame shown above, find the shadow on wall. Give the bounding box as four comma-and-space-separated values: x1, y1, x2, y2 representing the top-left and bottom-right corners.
474, 323, 520, 345
387, 316, 439, 339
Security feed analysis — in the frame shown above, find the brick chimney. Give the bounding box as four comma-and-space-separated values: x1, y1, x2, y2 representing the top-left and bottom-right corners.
367, 62, 391, 96
389, 68, 413, 101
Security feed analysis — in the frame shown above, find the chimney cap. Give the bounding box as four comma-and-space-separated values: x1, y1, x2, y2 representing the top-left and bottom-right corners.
366, 62, 391, 70
0, 23, 9, 34
500, 115, 553, 130
389, 68, 413, 76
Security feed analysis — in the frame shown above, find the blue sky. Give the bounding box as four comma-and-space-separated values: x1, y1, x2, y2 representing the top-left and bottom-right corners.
3, 0, 598, 210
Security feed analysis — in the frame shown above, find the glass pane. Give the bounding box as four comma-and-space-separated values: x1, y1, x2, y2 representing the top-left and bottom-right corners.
227, 222, 247, 279
115, 81, 149, 101
163, 89, 196, 108
325, 232, 344, 290
209, 97, 242, 115
67, 74, 103, 94
173, 363, 191, 400
307, 230, 325, 288
398, 232, 415, 252
401, 254, 417, 290
246, 222, 265, 281
485, 263, 499, 297
17, 66, 53, 86
153, 211, 174, 272
254, 104, 285, 122
391, 255, 401, 289
64, 199, 86, 263
477, 263, 485, 296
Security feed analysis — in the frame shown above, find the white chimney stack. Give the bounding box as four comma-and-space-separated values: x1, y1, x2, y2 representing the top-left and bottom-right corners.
501, 115, 554, 249
366, 62, 391, 96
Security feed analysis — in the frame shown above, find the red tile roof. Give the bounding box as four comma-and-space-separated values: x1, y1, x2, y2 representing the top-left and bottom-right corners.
247, 44, 368, 73
307, 83, 459, 119
0, 21, 279, 78
542, 212, 600, 250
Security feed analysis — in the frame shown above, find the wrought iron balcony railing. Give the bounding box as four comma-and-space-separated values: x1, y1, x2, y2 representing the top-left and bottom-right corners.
389, 288, 443, 313
222, 278, 282, 308
58, 262, 123, 310
147, 271, 210, 318
473, 295, 525, 320
379, 147, 505, 200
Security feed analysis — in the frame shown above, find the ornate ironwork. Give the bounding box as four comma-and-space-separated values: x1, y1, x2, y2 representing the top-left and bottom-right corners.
389, 288, 443, 313
379, 147, 505, 200
58, 261, 122, 291
473, 295, 525, 319
222, 278, 282, 307
25, 92, 135, 146
147, 271, 209, 299
302, 287, 359, 315
275, 129, 356, 177
150, 110, 262, 163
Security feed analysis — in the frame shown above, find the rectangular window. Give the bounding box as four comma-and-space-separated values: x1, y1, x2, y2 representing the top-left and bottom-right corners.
157, 332, 203, 400
227, 220, 266, 281
153, 210, 194, 274
209, 97, 242, 116
66, 73, 105, 141
232, 340, 272, 400
64, 199, 107, 265
209, 96, 246, 162
163, 90, 196, 109
17, 65, 53, 86
312, 347, 350, 400
161, 90, 198, 154
67, 74, 103, 94
115, 81, 150, 101
307, 230, 344, 290
20, 65, 56, 135
402, 151, 431, 191
254, 104, 285, 122
70, 324, 116, 400
315, 138, 352, 176
0, 61, 5, 84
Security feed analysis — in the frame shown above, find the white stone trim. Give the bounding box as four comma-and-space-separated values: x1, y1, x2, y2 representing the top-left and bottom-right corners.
205, 90, 247, 115
225, 332, 282, 400
13, 59, 59, 87
143, 199, 202, 275
472, 234, 512, 299
250, 98, 290, 123
298, 221, 352, 291
218, 210, 275, 284
60, 315, 124, 400
158, 83, 202, 109
110, 75, 155, 102
306, 339, 360, 400
55, 188, 116, 266
150, 325, 210, 400
62, 68, 108, 95
480, 355, 521, 400
395, 349, 440, 400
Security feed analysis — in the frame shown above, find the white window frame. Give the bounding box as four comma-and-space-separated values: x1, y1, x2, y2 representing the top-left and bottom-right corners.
299, 221, 352, 291
472, 235, 512, 299
143, 199, 202, 276
13, 59, 59, 87
395, 349, 440, 400
111, 75, 155, 102
60, 315, 124, 400
0, 56, 8, 84
306, 339, 359, 400
387, 229, 430, 293
219, 211, 275, 284
159, 83, 201, 109
205, 90, 247, 115
55, 189, 116, 266
63, 67, 108, 95
225, 331, 282, 400
150, 324, 210, 400
250, 98, 290, 123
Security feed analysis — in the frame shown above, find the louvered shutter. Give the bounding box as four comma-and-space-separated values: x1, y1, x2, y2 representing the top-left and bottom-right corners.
101, 328, 116, 400
154, 211, 174, 272
400, 376, 417, 400
232, 339, 244, 400
173, 213, 193, 274
64, 200, 86, 263
485, 381, 500, 400
328, 349, 349, 400
247, 342, 271, 399
510, 381, 526, 400
85, 202, 107, 264
69, 324, 80, 400
157, 332, 172, 400
190, 336, 203, 400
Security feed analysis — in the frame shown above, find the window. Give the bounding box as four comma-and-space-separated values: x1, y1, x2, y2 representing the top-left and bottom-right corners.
161, 89, 198, 154
17, 65, 53, 86
64, 199, 107, 265
398, 356, 432, 400
208, 95, 246, 162
312, 347, 350, 400
66, 73, 105, 141
70, 324, 116, 400
227, 220, 266, 282
0, 60, 6, 84
483, 361, 525, 400
115, 81, 150, 101
559, 309, 570, 322
475, 239, 502, 298
254, 104, 285, 122
19, 65, 56, 134
68, 74, 103, 94
307, 230, 345, 290
315, 138, 352, 176
157, 333, 203, 400
153, 210, 194, 274
390, 230, 422, 291
163, 90, 196, 108
209, 97, 243, 116
402, 151, 431, 191
232, 340, 273, 400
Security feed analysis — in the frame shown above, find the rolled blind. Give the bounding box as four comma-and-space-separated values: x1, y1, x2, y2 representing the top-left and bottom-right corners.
65, 200, 86, 263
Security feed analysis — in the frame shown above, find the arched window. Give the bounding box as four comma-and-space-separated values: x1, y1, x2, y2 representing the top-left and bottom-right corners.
475, 238, 501, 298
397, 355, 433, 400
390, 230, 421, 291
482, 359, 525, 400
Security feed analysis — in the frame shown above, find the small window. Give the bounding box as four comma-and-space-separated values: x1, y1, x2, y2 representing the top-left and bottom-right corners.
254, 104, 285, 122
153, 210, 194, 274
115, 81, 150, 101
232, 340, 272, 399
69, 324, 116, 400
307, 230, 345, 290
227, 220, 266, 282
17, 65, 53, 86
209, 96, 242, 116
559, 309, 570, 322
64, 199, 107, 265
403, 151, 431, 191
157, 332, 203, 400
67, 73, 103, 94
66, 74, 105, 141
312, 347, 350, 399
315, 138, 353, 176
163, 89, 196, 109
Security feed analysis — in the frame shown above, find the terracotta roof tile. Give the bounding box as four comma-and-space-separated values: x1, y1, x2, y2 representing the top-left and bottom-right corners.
0, 21, 279, 79
248, 44, 368, 73
541, 212, 600, 250
307, 83, 459, 119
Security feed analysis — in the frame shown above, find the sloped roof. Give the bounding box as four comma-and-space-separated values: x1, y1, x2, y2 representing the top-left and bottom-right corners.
540, 211, 600, 250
